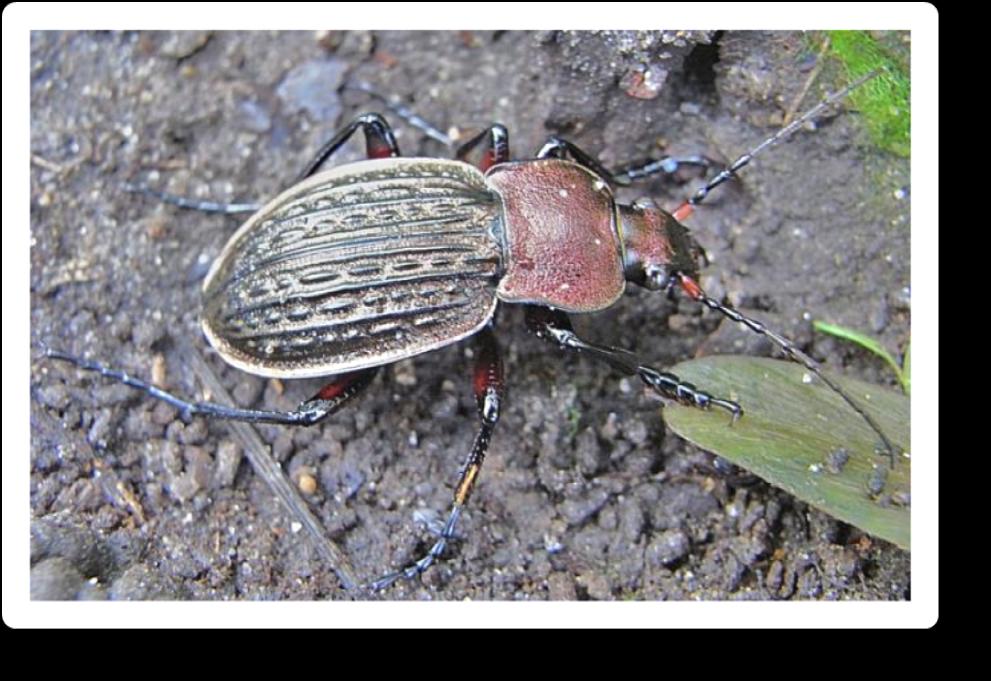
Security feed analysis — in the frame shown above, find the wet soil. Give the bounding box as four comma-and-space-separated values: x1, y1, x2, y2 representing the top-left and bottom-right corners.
30, 30, 910, 601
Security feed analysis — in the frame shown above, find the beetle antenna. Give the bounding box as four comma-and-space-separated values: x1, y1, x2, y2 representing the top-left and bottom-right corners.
672, 70, 879, 222
677, 274, 897, 466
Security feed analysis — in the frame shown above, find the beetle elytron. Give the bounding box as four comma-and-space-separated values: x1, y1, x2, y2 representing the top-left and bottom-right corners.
48, 71, 893, 591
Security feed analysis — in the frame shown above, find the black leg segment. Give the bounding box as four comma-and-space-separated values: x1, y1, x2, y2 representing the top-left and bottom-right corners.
538, 137, 715, 189
455, 124, 510, 172
45, 349, 377, 427
536, 137, 616, 186
342, 81, 455, 146
293, 113, 401, 185
367, 327, 504, 591
610, 154, 713, 186
672, 70, 881, 222
524, 306, 741, 419
123, 182, 262, 215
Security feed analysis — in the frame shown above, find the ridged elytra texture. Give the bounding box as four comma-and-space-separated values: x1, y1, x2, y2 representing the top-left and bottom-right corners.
202, 158, 505, 378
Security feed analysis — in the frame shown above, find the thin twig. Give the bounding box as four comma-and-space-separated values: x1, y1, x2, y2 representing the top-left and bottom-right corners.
783, 36, 831, 126
31, 154, 65, 174
185, 346, 360, 593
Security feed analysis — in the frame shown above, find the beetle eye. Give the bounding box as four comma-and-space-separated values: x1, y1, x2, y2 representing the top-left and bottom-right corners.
644, 265, 669, 291
633, 197, 659, 211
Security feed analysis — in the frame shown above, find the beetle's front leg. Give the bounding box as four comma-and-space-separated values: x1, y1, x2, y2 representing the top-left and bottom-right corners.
524, 306, 741, 420
537, 137, 616, 185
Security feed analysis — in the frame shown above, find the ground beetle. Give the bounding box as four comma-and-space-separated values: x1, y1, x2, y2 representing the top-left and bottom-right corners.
48, 70, 893, 591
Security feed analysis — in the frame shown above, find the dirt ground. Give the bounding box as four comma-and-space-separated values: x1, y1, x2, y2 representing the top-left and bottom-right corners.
30, 30, 910, 601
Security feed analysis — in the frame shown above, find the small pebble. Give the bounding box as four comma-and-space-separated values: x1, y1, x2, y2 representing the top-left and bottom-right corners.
297, 471, 318, 495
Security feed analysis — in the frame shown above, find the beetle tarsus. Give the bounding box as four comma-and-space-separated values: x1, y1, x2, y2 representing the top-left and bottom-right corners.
612, 154, 714, 186
637, 365, 743, 419
525, 306, 741, 418
123, 182, 261, 215
342, 81, 454, 147
680, 70, 880, 212
365, 505, 464, 592
45, 349, 377, 428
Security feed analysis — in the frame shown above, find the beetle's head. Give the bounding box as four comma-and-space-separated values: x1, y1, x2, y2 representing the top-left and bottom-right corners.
618, 199, 706, 291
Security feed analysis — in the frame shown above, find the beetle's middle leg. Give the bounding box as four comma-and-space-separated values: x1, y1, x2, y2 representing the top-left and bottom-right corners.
455, 124, 510, 171
367, 327, 504, 591
45, 349, 378, 427
524, 306, 741, 419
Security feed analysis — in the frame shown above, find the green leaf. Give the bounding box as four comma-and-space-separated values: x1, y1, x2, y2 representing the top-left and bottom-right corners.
663, 356, 910, 550
813, 320, 909, 395
826, 30, 910, 157
902, 342, 910, 396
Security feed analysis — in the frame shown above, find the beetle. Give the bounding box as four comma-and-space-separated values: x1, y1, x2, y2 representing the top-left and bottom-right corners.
46, 70, 893, 591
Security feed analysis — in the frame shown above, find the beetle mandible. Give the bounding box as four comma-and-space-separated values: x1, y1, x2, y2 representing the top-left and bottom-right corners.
47, 70, 893, 591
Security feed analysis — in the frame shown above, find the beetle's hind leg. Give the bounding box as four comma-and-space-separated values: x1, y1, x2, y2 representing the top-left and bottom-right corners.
367, 328, 504, 592
45, 349, 377, 427
126, 112, 402, 215
524, 306, 741, 420
294, 112, 400, 184
341, 81, 455, 147
123, 183, 262, 215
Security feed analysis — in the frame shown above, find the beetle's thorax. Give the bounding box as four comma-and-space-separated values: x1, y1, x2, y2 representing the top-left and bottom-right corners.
485, 159, 625, 313
617, 202, 700, 291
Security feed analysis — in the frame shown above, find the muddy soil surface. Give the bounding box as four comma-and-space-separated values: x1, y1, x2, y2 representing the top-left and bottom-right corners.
30, 31, 910, 600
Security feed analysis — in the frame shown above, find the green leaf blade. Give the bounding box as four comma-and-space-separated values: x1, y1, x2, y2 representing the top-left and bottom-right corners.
812, 320, 907, 393
663, 356, 910, 550
902, 342, 911, 396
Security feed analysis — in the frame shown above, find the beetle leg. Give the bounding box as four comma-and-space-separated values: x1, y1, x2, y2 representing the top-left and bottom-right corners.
341, 81, 455, 146
610, 155, 714, 186
538, 137, 715, 189
455, 124, 510, 172
125, 113, 402, 215
45, 349, 377, 427
524, 306, 742, 420
367, 328, 504, 591
536, 137, 616, 185
294, 112, 401, 184
122, 183, 262, 215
